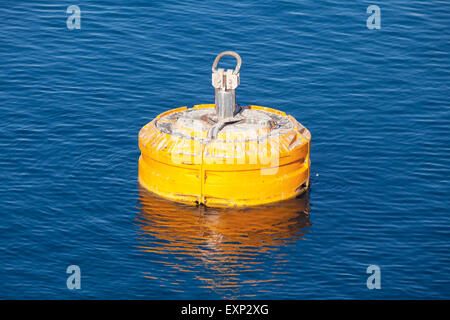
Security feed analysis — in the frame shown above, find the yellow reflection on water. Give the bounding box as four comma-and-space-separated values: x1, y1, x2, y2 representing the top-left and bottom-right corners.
136, 187, 311, 298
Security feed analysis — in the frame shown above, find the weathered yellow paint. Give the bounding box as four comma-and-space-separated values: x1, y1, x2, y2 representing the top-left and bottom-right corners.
138, 104, 311, 207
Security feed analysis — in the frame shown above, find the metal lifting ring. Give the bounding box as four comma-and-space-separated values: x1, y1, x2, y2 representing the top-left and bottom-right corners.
212, 51, 242, 74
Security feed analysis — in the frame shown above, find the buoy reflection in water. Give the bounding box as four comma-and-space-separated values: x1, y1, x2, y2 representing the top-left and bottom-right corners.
136, 187, 311, 298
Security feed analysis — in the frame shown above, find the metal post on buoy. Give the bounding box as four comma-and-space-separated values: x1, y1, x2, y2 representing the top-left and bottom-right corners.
211, 51, 241, 119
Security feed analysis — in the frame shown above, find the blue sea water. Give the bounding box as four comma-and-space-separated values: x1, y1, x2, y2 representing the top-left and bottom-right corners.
0, 0, 449, 299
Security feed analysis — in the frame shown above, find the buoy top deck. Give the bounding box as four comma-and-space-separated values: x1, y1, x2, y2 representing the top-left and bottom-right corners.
154, 104, 307, 142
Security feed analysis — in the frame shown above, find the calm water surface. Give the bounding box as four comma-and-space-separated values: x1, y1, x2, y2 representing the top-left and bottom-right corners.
0, 1, 449, 299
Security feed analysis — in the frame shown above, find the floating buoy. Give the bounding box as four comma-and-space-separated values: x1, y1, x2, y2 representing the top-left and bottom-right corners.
138, 51, 311, 207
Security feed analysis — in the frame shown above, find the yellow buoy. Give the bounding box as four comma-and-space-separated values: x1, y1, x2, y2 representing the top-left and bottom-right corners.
138, 52, 311, 207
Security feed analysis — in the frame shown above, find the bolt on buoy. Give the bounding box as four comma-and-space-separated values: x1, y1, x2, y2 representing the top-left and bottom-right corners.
138, 52, 311, 207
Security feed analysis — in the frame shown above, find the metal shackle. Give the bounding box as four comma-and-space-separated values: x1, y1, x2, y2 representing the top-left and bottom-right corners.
212, 51, 241, 119
212, 51, 242, 74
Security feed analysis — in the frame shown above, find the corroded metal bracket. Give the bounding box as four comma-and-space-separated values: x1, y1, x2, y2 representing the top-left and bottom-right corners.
212, 51, 241, 119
